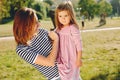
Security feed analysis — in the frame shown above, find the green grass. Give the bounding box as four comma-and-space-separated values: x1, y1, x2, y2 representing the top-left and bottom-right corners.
0, 20, 54, 37
0, 30, 120, 80
0, 24, 13, 37
81, 30, 120, 80
0, 40, 46, 80
0, 17, 120, 37
79, 17, 120, 29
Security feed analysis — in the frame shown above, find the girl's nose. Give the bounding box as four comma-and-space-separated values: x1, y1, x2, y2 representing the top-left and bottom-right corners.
62, 17, 65, 20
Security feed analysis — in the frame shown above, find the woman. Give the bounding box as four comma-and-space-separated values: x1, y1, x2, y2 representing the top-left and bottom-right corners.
13, 7, 60, 80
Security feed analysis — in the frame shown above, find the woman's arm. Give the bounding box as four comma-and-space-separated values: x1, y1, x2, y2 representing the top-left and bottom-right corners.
34, 31, 59, 67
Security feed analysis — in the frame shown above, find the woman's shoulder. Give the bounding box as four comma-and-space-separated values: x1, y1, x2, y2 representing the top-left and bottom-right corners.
16, 44, 28, 50
37, 28, 49, 36
38, 28, 48, 33
16, 44, 28, 54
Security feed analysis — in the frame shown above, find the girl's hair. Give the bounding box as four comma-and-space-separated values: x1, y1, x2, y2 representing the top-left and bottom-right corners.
55, 1, 79, 30
13, 7, 37, 45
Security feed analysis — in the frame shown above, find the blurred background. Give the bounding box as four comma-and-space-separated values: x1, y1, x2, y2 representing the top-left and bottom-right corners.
0, 0, 120, 25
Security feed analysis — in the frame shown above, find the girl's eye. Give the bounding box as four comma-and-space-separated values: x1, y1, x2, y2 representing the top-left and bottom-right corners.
65, 14, 69, 17
59, 15, 62, 17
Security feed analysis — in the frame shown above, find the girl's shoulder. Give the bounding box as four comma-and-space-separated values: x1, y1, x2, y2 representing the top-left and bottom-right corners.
55, 28, 60, 33
70, 24, 79, 31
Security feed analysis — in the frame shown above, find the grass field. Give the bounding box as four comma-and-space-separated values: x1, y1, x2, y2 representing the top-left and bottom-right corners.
0, 29, 120, 80
0, 17, 120, 37
81, 30, 120, 80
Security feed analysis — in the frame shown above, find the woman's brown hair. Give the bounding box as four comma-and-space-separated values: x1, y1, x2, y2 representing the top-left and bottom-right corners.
55, 1, 79, 30
13, 7, 37, 45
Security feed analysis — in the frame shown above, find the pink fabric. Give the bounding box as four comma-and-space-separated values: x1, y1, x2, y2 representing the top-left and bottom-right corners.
56, 24, 82, 80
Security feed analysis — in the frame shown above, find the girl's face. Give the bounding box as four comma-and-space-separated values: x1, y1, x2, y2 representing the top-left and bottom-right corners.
58, 10, 71, 27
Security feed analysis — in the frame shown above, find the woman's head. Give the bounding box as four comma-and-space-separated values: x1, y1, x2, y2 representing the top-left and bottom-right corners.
13, 7, 39, 45
55, 1, 79, 29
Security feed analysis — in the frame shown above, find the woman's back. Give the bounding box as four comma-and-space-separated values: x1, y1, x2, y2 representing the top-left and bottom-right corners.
16, 29, 59, 79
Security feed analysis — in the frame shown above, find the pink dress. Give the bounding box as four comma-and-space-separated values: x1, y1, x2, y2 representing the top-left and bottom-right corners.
56, 24, 82, 80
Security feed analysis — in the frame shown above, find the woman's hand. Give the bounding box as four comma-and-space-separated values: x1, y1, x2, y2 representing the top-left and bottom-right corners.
76, 59, 82, 68
76, 51, 82, 68
48, 31, 58, 42
35, 31, 59, 67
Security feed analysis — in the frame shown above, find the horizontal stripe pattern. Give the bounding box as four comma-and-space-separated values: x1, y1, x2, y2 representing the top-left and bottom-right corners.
16, 29, 59, 80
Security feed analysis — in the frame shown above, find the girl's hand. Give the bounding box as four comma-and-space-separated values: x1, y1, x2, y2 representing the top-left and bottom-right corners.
76, 59, 82, 68
48, 31, 58, 42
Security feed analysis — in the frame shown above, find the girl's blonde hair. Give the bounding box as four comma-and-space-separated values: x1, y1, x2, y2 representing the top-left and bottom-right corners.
13, 7, 37, 45
55, 1, 79, 30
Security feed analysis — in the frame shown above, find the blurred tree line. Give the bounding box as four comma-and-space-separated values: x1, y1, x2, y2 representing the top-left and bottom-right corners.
0, 0, 52, 24
0, 0, 120, 24
77, 0, 120, 26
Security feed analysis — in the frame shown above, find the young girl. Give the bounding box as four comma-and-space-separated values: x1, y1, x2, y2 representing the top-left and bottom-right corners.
55, 1, 82, 80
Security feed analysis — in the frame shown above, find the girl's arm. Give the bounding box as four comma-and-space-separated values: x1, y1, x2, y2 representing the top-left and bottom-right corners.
76, 51, 82, 68
34, 31, 59, 67
70, 25, 83, 67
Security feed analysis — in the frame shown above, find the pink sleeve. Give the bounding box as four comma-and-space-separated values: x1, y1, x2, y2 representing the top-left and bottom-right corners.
70, 25, 82, 51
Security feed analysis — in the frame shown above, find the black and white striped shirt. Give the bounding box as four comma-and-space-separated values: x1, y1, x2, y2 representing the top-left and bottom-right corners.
16, 29, 59, 80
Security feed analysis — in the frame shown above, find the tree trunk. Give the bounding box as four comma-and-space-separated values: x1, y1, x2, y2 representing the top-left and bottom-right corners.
99, 13, 106, 26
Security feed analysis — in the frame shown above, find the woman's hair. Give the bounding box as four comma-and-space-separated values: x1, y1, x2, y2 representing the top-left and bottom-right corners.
55, 1, 79, 30
13, 7, 37, 45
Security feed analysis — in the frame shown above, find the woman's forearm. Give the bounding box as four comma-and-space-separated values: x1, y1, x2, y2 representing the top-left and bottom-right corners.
47, 40, 59, 65
34, 39, 59, 67
77, 51, 82, 61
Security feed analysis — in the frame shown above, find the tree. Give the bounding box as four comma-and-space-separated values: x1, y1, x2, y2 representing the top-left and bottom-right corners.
78, 0, 98, 20
0, 0, 2, 21
110, 0, 120, 16
43, 0, 54, 17
0, 0, 35, 24
0, 0, 11, 23
43, 0, 54, 6
33, 1, 48, 19
78, 0, 112, 25
98, 0, 112, 26
0, 0, 34, 19
98, 0, 112, 16
9, 0, 34, 18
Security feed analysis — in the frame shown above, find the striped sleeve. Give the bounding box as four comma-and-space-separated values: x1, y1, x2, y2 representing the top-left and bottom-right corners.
16, 46, 38, 64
